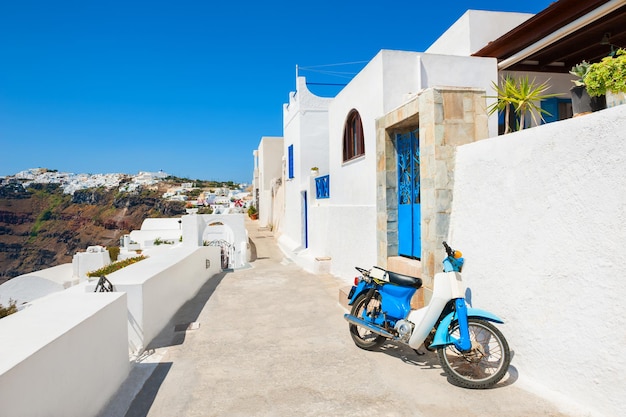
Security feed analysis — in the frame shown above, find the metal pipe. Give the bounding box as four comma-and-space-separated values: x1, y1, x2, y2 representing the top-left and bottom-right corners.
344, 314, 396, 339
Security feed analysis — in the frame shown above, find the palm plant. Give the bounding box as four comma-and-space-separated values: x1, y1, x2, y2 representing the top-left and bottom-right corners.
487, 75, 562, 133
487, 75, 517, 134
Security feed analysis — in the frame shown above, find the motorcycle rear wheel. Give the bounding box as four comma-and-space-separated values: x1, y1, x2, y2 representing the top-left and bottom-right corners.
437, 318, 510, 389
349, 293, 386, 350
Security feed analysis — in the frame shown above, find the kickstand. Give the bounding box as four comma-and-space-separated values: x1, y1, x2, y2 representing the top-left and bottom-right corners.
413, 349, 425, 356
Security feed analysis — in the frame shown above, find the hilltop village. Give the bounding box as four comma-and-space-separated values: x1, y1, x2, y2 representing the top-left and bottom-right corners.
1, 168, 249, 206
0, 168, 251, 281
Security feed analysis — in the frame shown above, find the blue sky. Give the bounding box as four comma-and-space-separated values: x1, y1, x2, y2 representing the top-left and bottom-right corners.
0, 0, 552, 183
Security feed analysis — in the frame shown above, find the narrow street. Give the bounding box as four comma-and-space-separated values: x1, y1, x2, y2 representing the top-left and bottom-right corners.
102, 219, 573, 417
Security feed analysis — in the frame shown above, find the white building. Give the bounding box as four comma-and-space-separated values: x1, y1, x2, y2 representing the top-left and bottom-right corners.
277, 48, 497, 278
261, 3, 626, 415
253, 136, 283, 229
277, 77, 332, 263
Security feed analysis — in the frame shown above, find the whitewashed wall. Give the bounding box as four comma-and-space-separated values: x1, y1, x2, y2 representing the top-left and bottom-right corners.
280, 77, 332, 253
257, 136, 283, 228
449, 105, 626, 417
323, 50, 497, 280
426, 10, 533, 56
97, 245, 221, 353
0, 291, 129, 417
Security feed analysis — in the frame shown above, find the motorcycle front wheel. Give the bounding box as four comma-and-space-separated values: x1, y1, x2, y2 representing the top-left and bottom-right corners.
349, 293, 386, 350
437, 318, 511, 389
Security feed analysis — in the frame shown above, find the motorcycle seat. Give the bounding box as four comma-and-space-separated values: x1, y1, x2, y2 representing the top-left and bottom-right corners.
387, 271, 422, 289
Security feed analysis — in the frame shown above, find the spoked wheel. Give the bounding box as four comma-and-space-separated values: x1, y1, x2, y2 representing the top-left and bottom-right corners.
349, 293, 386, 350
437, 318, 511, 389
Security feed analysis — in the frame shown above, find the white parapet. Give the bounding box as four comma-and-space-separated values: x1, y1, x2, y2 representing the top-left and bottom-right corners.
87, 245, 222, 353
0, 291, 129, 417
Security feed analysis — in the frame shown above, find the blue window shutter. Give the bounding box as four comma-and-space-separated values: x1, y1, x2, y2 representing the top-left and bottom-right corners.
315, 175, 330, 199
288, 145, 294, 179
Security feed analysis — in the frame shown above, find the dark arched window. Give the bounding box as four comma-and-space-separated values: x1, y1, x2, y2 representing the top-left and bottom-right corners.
342, 109, 365, 162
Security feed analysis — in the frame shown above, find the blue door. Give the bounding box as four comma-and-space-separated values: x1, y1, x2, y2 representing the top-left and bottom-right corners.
396, 130, 421, 259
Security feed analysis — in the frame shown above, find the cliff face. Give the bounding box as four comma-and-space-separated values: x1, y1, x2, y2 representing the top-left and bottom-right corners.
0, 184, 186, 284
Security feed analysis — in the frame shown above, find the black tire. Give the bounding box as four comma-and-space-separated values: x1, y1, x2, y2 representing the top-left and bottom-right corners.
437, 318, 511, 389
349, 293, 386, 350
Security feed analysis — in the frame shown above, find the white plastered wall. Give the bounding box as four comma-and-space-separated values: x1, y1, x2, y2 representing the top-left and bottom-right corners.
257, 136, 284, 228
321, 50, 497, 280
0, 292, 129, 417
426, 10, 534, 56
280, 77, 331, 254
449, 105, 626, 417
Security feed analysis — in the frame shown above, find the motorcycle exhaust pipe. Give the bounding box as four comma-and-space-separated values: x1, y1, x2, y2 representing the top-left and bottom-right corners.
344, 314, 395, 339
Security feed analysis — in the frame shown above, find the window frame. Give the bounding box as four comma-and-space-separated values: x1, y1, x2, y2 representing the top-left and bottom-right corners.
288, 144, 294, 179
342, 109, 365, 162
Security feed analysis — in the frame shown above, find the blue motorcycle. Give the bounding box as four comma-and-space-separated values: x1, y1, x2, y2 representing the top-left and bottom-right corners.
344, 242, 511, 389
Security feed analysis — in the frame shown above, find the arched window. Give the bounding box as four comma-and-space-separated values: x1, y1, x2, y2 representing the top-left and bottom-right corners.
342, 109, 365, 162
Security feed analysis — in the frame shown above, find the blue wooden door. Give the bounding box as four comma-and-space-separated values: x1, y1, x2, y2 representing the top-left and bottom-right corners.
396, 130, 421, 259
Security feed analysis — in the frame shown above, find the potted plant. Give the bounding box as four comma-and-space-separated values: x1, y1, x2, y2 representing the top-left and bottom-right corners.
310, 167, 319, 176
569, 61, 606, 116
584, 49, 626, 108
487, 75, 561, 133
247, 204, 258, 220
185, 201, 198, 214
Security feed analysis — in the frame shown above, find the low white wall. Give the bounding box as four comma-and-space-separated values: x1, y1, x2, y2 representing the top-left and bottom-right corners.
449, 105, 626, 417
97, 245, 221, 353
0, 291, 129, 417
72, 246, 111, 279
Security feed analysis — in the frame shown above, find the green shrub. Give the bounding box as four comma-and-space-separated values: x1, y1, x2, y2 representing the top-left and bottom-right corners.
87, 255, 147, 277
0, 299, 18, 319
107, 246, 120, 261
153, 237, 174, 245
585, 49, 626, 97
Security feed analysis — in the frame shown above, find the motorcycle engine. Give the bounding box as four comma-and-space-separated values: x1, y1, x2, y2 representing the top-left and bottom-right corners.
394, 320, 414, 343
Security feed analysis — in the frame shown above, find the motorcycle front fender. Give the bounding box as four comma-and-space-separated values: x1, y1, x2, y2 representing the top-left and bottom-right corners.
429, 307, 504, 349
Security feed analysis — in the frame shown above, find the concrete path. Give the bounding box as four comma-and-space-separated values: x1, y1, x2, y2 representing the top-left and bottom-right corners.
101, 219, 573, 417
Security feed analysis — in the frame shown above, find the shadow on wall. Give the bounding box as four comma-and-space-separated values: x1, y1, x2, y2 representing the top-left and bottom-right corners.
145, 272, 227, 350
248, 237, 258, 262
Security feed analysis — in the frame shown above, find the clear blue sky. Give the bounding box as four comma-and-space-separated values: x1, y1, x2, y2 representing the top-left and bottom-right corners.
0, 0, 552, 183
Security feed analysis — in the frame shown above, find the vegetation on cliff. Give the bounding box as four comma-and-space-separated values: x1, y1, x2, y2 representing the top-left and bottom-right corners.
0, 182, 186, 283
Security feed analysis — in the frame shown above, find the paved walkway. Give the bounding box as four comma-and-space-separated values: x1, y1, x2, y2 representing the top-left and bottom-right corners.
100, 219, 573, 417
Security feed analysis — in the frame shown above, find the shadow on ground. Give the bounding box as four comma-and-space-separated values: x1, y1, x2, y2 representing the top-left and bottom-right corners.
377, 341, 519, 389
146, 271, 227, 350
123, 362, 173, 417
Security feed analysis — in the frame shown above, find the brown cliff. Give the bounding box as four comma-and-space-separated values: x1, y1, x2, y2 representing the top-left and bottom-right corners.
0, 183, 186, 284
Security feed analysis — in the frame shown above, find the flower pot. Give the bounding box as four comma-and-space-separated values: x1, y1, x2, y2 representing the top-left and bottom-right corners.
606, 91, 626, 108
570, 85, 606, 116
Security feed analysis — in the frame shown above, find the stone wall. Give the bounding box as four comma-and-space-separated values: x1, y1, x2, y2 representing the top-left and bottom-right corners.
376, 87, 489, 290
418, 87, 488, 286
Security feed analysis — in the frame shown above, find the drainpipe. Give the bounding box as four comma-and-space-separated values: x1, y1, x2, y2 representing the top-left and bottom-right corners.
498, 0, 625, 70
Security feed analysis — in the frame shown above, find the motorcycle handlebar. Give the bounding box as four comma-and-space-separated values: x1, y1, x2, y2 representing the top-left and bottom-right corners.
442, 241, 454, 257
